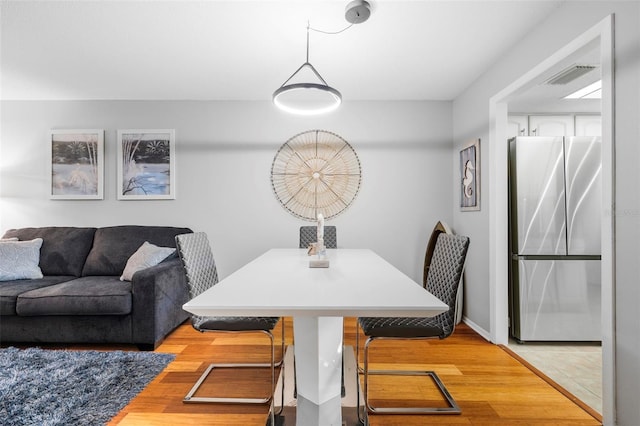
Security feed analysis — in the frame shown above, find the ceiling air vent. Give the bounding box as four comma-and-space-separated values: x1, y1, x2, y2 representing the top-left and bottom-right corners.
546, 64, 597, 85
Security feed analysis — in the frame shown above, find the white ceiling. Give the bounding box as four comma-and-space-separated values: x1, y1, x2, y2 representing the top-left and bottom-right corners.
508, 39, 601, 113
1, 0, 567, 102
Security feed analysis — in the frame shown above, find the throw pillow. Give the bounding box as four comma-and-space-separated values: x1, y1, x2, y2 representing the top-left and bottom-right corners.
0, 237, 19, 242
120, 241, 175, 281
0, 238, 44, 281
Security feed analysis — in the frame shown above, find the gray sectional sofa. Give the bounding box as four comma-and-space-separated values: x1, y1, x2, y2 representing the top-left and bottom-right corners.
0, 225, 192, 349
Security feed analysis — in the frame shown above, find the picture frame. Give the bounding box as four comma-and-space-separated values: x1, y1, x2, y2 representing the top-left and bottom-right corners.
117, 129, 176, 200
50, 129, 104, 200
460, 139, 480, 211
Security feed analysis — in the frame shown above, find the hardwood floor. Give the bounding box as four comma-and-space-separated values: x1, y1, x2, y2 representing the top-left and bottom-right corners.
106, 318, 601, 426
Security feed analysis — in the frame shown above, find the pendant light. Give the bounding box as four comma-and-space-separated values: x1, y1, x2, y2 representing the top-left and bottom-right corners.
272, 23, 342, 116
273, 0, 371, 116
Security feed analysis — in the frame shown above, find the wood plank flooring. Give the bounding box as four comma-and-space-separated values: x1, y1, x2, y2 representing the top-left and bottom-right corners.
104, 318, 601, 426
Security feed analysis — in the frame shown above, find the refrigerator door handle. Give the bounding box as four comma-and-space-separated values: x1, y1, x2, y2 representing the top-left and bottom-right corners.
513, 254, 601, 261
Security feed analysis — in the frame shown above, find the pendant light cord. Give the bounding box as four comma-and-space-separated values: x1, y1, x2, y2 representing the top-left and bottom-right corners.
306, 23, 310, 63
305, 21, 354, 63
309, 23, 354, 35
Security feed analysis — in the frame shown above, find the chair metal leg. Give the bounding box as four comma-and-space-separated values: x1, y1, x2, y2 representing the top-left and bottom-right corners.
267, 320, 287, 424
184, 361, 274, 404
356, 321, 364, 374
364, 369, 461, 414
356, 321, 366, 424
184, 326, 285, 410
274, 317, 286, 367
275, 318, 285, 416
357, 333, 461, 416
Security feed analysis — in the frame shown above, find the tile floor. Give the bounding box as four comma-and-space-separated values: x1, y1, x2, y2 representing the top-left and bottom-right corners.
507, 339, 602, 414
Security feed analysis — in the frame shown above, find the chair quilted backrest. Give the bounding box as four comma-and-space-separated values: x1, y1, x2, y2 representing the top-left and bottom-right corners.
426, 233, 470, 337
175, 232, 219, 299
299, 226, 337, 249
423, 221, 451, 288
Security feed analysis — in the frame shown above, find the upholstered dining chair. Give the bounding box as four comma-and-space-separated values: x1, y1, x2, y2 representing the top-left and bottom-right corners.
423, 221, 464, 324
423, 221, 451, 287
299, 225, 337, 249
175, 232, 285, 414
356, 233, 470, 418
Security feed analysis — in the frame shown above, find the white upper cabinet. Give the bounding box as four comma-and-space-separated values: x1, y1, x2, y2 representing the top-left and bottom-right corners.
529, 115, 575, 137
509, 114, 601, 137
575, 115, 602, 136
508, 115, 528, 139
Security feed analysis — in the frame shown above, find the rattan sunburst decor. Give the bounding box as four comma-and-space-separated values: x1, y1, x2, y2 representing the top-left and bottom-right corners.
271, 130, 362, 221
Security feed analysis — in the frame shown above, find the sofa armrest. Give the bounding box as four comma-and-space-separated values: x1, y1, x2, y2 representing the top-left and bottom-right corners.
130, 257, 190, 348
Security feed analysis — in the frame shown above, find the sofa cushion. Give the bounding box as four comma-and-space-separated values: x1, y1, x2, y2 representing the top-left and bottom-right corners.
2, 227, 97, 277
16, 276, 132, 316
120, 242, 176, 281
0, 276, 74, 315
82, 226, 191, 276
0, 238, 44, 281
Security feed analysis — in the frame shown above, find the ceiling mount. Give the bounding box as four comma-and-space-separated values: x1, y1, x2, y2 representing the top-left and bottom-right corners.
345, 0, 371, 24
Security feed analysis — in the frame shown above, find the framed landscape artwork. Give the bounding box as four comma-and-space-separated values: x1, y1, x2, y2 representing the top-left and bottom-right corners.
460, 139, 480, 211
117, 129, 176, 200
50, 129, 104, 200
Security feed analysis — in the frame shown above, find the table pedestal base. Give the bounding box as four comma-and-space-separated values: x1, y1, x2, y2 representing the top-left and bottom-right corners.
269, 346, 366, 426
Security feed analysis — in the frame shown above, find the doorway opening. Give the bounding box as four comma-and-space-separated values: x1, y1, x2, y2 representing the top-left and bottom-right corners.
488, 15, 614, 424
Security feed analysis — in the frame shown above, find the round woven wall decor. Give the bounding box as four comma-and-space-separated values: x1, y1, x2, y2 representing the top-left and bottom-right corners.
271, 130, 362, 221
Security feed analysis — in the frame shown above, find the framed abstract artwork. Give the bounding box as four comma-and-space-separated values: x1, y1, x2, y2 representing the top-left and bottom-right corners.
117, 129, 176, 200
50, 129, 104, 200
460, 139, 480, 211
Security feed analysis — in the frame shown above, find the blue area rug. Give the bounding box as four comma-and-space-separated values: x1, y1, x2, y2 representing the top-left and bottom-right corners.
0, 347, 175, 426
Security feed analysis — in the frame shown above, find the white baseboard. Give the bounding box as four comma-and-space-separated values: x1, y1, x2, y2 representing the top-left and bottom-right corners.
462, 316, 492, 342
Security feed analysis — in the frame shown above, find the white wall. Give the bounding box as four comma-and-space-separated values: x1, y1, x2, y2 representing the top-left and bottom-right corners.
0, 100, 453, 283
452, 2, 639, 425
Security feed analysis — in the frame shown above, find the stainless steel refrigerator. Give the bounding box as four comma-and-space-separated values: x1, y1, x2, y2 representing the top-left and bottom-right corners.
508, 136, 601, 342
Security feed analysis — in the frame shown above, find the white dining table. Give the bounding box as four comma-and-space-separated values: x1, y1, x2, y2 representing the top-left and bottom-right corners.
183, 248, 448, 426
